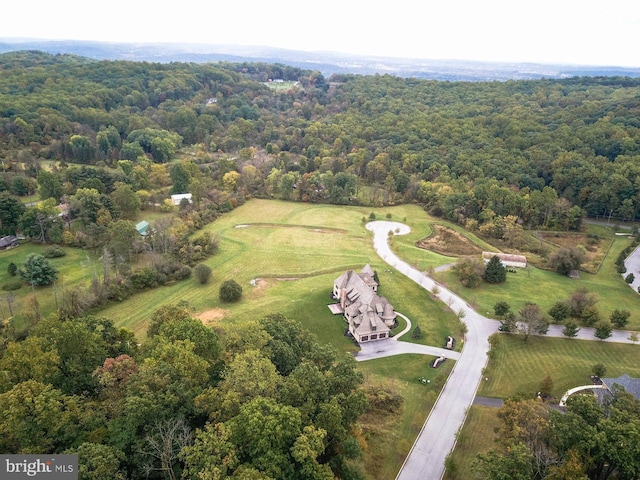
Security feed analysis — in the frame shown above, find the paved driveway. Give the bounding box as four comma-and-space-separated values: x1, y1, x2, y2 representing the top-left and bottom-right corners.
623, 244, 640, 292
363, 221, 638, 480
365, 221, 500, 480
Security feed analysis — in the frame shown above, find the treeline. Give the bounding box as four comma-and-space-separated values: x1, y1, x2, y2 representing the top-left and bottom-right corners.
2, 51, 640, 240
0, 307, 374, 479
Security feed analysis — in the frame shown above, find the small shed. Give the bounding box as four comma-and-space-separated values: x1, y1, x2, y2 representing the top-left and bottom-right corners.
136, 221, 151, 236
171, 193, 193, 206
482, 252, 527, 268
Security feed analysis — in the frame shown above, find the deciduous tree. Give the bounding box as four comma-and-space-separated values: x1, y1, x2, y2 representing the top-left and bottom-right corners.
547, 247, 585, 276
219, 279, 242, 302
610, 309, 630, 328
517, 303, 549, 341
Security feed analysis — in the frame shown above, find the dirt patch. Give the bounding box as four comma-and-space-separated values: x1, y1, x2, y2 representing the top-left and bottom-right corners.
416, 225, 483, 256
196, 308, 229, 326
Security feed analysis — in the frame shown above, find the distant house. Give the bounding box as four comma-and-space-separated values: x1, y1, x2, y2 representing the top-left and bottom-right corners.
135, 220, 152, 236
331, 265, 396, 343
0, 235, 19, 250
57, 203, 70, 219
482, 251, 527, 268
171, 193, 193, 206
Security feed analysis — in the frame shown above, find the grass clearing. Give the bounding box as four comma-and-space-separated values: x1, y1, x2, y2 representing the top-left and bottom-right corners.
98, 200, 460, 344
0, 242, 100, 329
444, 333, 640, 479
443, 406, 501, 480
358, 354, 454, 480
433, 234, 640, 329
479, 334, 640, 400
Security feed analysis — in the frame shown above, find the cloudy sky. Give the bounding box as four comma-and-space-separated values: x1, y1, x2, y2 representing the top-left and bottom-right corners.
4, 0, 639, 67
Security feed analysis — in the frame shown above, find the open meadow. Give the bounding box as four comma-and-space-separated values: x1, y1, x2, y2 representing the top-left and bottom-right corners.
432, 229, 640, 330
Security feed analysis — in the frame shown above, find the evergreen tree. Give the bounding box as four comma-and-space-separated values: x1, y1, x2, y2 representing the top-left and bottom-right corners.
411, 326, 422, 339
561, 321, 580, 338
19, 254, 58, 286
483, 255, 506, 284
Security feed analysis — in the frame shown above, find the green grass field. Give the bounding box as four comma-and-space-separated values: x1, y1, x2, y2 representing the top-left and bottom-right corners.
4, 198, 640, 479
443, 333, 640, 480
479, 334, 640, 400
358, 354, 454, 479
443, 406, 501, 480
433, 235, 640, 329
99, 200, 462, 343
0, 243, 100, 328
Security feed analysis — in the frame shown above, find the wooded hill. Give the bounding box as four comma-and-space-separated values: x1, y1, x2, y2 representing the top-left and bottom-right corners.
2, 50, 640, 239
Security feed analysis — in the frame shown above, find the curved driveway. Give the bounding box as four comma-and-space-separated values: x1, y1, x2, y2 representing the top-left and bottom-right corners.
355, 312, 461, 362
365, 221, 499, 480
363, 221, 638, 480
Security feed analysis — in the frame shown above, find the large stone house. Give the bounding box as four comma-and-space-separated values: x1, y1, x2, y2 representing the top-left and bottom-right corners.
332, 265, 396, 343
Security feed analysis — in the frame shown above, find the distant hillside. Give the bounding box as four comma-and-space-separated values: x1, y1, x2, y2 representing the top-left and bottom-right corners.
2, 38, 640, 81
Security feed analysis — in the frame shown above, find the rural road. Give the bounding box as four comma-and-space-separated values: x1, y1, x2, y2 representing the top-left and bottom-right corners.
362, 220, 639, 480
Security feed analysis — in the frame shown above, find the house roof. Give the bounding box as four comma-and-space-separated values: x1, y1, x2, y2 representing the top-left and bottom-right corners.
601, 374, 640, 400
334, 264, 396, 341
482, 251, 527, 265
335, 270, 376, 306
135, 221, 151, 235
351, 305, 390, 337
171, 193, 192, 205
0, 235, 18, 248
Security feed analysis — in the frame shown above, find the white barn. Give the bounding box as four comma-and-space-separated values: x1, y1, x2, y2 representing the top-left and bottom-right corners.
482, 252, 527, 268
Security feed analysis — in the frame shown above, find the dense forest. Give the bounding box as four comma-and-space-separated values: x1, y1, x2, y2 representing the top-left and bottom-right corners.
2, 51, 640, 479
0, 307, 372, 479
1, 51, 640, 243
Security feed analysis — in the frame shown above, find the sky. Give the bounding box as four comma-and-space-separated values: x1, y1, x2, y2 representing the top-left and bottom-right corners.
4, 0, 640, 67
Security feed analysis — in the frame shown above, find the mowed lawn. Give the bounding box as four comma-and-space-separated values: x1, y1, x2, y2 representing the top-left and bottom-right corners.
444, 334, 640, 480
99, 200, 460, 343
433, 234, 640, 330
479, 333, 640, 400
0, 242, 100, 327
